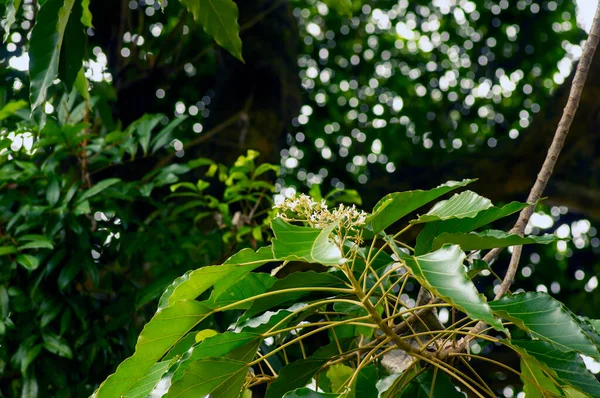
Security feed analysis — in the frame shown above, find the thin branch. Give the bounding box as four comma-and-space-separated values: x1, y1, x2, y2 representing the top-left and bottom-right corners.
447, 2, 600, 356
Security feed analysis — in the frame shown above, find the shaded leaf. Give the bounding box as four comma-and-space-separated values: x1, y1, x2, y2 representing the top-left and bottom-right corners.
272, 217, 345, 266
490, 292, 599, 358
283, 389, 340, 397
411, 190, 493, 224
158, 246, 274, 310
16, 254, 40, 270
29, 0, 76, 111
179, 0, 244, 61
367, 179, 474, 233
323, 0, 352, 17
520, 357, 562, 398
388, 240, 506, 333
402, 368, 464, 397
76, 178, 121, 203
2, 0, 22, 42
0, 99, 27, 121
354, 365, 378, 398
96, 300, 212, 398
511, 339, 600, 397
151, 116, 188, 154
415, 201, 528, 254
207, 272, 275, 309
164, 357, 247, 398
42, 333, 72, 359
431, 230, 557, 252
122, 361, 172, 398
58, 0, 85, 91
467, 259, 491, 279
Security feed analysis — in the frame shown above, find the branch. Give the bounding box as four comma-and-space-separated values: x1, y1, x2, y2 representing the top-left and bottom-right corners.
447, 2, 600, 356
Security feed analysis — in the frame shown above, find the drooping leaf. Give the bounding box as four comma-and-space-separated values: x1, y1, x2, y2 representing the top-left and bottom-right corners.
265, 341, 350, 398
520, 357, 562, 398
178, 0, 244, 61
164, 357, 248, 398
367, 179, 474, 233
2, 0, 22, 42
388, 240, 506, 333
490, 292, 599, 358
415, 201, 528, 254
511, 339, 600, 397
29, 0, 76, 111
411, 190, 493, 224
271, 217, 345, 266
58, 0, 85, 91
431, 230, 557, 252
76, 178, 121, 203
122, 361, 172, 398
283, 388, 340, 397
244, 271, 348, 318
158, 246, 274, 310
16, 254, 40, 270
96, 300, 212, 398
402, 368, 464, 397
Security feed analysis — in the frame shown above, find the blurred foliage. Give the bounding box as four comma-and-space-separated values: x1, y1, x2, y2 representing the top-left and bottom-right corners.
0, 0, 599, 396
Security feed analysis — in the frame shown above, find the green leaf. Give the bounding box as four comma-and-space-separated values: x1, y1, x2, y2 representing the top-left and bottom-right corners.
415, 201, 528, 254
511, 339, 600, 397
388, 240, 506, 333
81, 0, 93, 27
151, 116, 188, 154
158, 246, 274, 310
0, 246, 17, 256
323, 0, 352, 16
244, 271, 348, 318
431, 230, 557, 252
271, 217, 345, 266
0, 99, 27, 121
253, 163, 280, 178
76, 178, 121, 203
134, 114, 163, 156
265, 341, 348, 398
207, 273, 275, 309
354, 365, 378, 398
367, 179, 474, 233
16, 254, 40, 270
195, 329, 218, 343
283, 389, 340, 397
490, 292, 599, 358
42, 333, 73, 359
74, 68, 90, 100
326, 364, 354, 396
164, 357, 247, 398
467, 259, 491, 279
2, 0, 22, 42
0, 286, 9, 319
58, 0, 85, 91
96, 300, 212, 398
122, 361, 172, 398
18, 235, 54, 250
520, 357, 562, 398
178, 0, 244, 61
411, 190, 493, 224
46, 178, 61, 206
29, 0, 76, 111
402, 369, 464, 397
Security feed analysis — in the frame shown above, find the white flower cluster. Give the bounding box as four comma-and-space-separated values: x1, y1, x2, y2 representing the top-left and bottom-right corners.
274, 193, 367, 232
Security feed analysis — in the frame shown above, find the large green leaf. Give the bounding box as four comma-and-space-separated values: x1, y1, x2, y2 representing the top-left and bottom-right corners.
354, 365, 378, 398
96, 300, 212, 398
158, 246, 274, 310
207, 273, 275, 309
388, 241, 506, 333
366, 179, 474, 233
511, 339, 600, 397
431, 230, 557, 252
76, 178, 121, 203
178, 0, 244, 61
122, 361, 172, 398
171, 331, 262, 382
29, 0, 76, 111
402, 368, 464, 397
272, 218, 345, 266
283, 389, 339, 397
490, 292, 599, 358
415, 201, 528, 254
411, 191, 493, 224
58, 0, 85, 91
520, 357, 563, 398
325, 364, 354, 396
244, 271, 348, 318
164, 357, 248, 398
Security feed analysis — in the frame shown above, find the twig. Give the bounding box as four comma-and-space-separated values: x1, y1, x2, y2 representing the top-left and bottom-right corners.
446, 1, 600, 356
